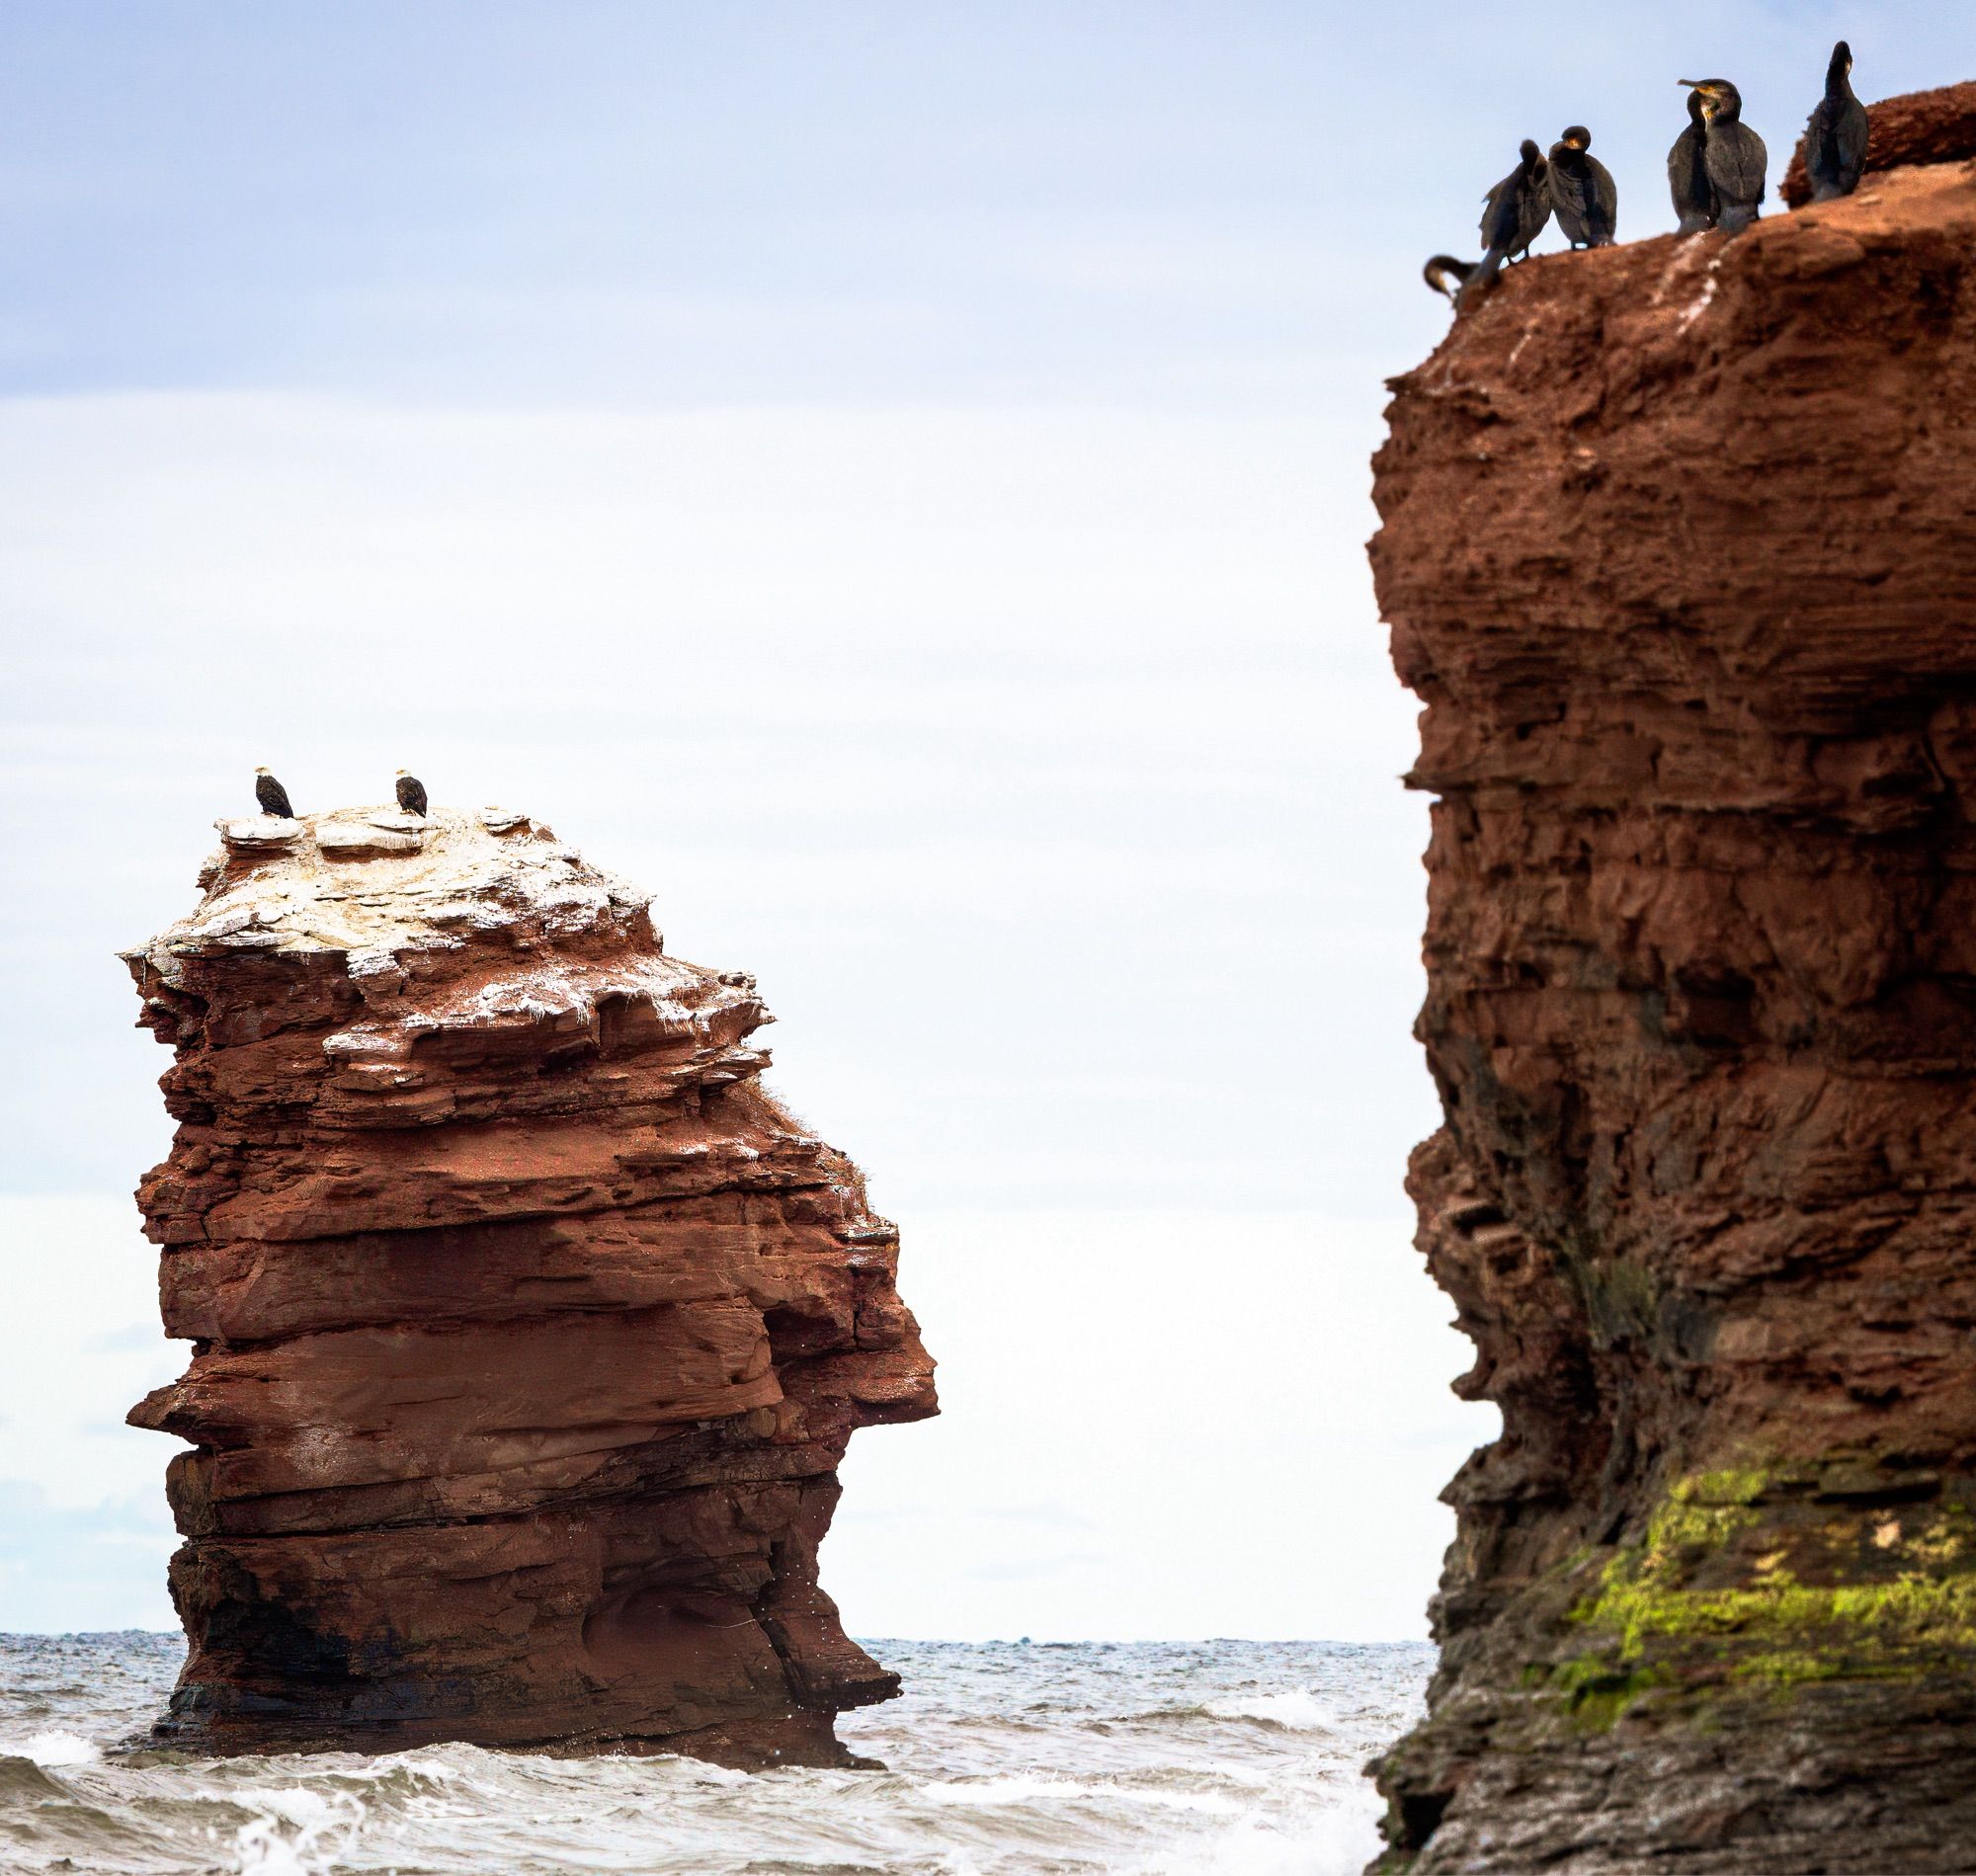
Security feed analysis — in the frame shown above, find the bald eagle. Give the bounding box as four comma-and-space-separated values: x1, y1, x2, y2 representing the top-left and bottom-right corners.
395, 770, 428, 816
254, 766, 295, 819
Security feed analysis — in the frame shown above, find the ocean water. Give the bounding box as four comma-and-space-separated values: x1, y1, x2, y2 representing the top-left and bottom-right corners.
0, 1633, 1430, 1876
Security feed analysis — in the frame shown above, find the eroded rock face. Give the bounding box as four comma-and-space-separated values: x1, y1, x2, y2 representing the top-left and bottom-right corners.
1368, 90, 1976, 1875
124, 805, 935, 1764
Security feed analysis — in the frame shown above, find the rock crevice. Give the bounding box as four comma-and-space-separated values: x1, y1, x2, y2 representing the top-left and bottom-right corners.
1369, 86, 1976, 1874
124, 804, 935, 1765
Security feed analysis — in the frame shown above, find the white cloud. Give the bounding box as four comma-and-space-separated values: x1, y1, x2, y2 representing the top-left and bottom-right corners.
0, 393, 1468, 1639
0, 392, 1437, 1214
0, 1199, 184, 1514
0, 1198, 1486, 1640
833, 1212, 1489, 1642
0, 1198, 184, 1632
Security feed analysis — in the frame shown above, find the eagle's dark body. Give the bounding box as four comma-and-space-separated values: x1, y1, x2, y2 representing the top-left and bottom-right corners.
1547, 132, 1617, 247
1692, 81, 1767, 232
1481, 140, 1552, 263
1669, 90, 1719, 232
396, 774, 429, 816
1705, 121, 1767, 229
255, 772, 295, 819
1804, 41, 1868, 202
1462, 141, 1551, 304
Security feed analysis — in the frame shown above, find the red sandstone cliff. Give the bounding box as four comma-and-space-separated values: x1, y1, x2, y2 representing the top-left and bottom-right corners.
1368, 87, 1976, 1874
124, 804, 935, 1765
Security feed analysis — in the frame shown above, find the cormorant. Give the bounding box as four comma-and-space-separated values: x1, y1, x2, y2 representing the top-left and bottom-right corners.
1462, 140, 1551, 304
394, 769, 428, 816
1423, 255, 1476, 300
1668, 88, 1718, 233
1680, 79, 1768, 233
1547, 126, 1617, 248
1802, 41, 1868, 202
254, 766, 295, 819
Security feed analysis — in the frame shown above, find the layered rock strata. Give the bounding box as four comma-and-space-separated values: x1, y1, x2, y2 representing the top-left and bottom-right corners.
124, 804, 935, 1764
1368, 88, 1976, 1874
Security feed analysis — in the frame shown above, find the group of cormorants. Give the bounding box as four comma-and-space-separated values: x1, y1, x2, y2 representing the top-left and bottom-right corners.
253, 766, 428, 818
1426, 40, 1868, 309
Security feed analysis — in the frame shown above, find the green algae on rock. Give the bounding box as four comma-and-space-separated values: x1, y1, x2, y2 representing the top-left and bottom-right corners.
1564, 1471, 1976, 1691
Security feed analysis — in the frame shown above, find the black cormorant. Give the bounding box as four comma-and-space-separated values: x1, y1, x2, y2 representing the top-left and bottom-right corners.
1423, 255, 1476, 300
254, 766, 295, 819
1463, 140, 1551, 303
1547, 126, 1618, 248
395, 769, 429, 816
1803, 41, 1868, 202
1680, 79, 1768, 233
1668, 89, 1718, 233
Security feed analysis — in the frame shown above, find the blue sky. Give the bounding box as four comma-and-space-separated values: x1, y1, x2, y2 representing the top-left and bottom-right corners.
7, 2, 1953, 408
0, 2, 1965, 1635
0, 3, 1387, 404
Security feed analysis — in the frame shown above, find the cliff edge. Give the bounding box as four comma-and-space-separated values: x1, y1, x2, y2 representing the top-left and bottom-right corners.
124, 803, 935, 1765
1368, 86, 1976, 1873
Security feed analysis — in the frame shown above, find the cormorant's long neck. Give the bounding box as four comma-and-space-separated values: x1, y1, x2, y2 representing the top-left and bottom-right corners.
1826, 51, 1850, 98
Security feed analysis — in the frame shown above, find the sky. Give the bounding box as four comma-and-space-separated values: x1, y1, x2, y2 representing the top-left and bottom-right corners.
0, 1, 1966, 1640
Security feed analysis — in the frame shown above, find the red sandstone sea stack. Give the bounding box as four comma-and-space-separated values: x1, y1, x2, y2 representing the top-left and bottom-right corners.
1368, 84, 1976, 1875
123, 802, 935, 1766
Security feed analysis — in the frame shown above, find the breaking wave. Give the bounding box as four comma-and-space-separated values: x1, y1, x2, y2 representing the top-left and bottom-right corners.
0, 1632, 1431, 1874
1202, 1690, 1337, 1730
